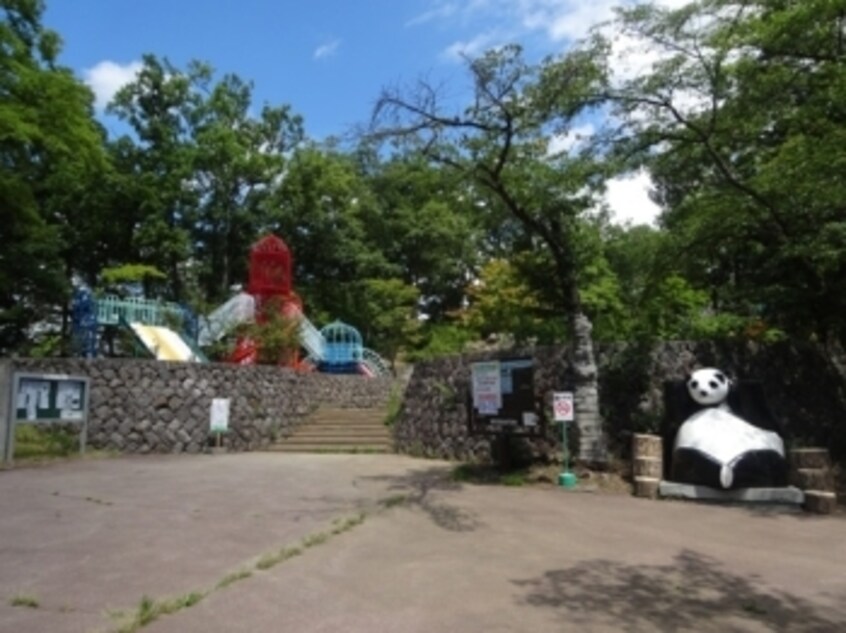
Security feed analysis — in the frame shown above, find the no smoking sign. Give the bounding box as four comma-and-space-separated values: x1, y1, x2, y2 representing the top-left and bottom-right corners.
553, 392, 574, 422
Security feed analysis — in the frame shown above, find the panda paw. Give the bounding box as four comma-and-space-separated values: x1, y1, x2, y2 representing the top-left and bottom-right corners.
720, 465, 734, 489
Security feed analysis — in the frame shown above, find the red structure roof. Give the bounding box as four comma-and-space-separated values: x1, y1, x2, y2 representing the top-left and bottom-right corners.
247, 235, 292, 299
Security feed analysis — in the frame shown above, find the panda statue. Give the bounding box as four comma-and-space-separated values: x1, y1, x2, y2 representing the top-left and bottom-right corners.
667, 368, 789, 490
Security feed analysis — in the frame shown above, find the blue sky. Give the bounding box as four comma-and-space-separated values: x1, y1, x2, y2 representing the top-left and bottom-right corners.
43, 0, 683, 225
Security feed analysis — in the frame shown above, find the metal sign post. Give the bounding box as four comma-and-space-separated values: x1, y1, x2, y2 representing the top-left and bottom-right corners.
553, 392, 577, 488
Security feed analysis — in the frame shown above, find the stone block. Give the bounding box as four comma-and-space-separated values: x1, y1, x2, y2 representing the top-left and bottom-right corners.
789, 448, 831, 470
790, 468, 835, 491
634, 477, 660, 499
803, 490, 838, 514
634, 457, 662, 479
632, 434, 662, 460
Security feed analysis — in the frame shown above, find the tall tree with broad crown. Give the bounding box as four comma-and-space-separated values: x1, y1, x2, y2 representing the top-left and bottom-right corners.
370, 44, 610, 463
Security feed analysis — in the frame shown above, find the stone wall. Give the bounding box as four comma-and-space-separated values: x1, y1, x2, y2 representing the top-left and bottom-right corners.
395, 341, 846, 465
8, 358, 393, 453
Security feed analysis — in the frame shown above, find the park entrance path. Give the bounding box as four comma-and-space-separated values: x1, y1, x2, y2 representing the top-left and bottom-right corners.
0, 453, 442, 633
1, 454, 844, 633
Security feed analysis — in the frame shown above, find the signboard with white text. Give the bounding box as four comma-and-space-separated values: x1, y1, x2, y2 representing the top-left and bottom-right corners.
469, 357, 544, 437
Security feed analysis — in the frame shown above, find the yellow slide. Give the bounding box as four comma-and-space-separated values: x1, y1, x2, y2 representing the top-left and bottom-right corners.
130, 323, 202, 362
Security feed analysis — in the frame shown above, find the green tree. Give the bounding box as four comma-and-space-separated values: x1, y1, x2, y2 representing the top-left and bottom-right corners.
108, 55, 201, 301
351, 277, 420, 367
267, 145, 393, 322
371, 44, 611, 461
462, 258, 566, 344
108, 56, 303, 307
610, 0, 846, 346
361, 156, 481, 320
0, 0, 107, 353
189, 73, 302, 301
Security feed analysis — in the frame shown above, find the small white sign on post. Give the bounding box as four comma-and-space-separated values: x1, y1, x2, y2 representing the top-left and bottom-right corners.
553, 392, 574, 422
210, 398, 230, 433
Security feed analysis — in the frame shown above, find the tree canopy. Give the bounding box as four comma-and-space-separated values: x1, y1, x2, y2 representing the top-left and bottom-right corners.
3, 0, 845, 366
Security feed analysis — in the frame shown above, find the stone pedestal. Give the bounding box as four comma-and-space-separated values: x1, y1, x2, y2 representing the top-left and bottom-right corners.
789, 447, 838, 514
632, 434, 663, 499
658, 481, 805, 505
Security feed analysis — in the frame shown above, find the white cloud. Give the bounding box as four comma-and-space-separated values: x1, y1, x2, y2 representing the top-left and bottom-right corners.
314, 39, 341, 60
605, 169, 661, 226
547, 122, 595, 155
417, 1, 698, 47
407, 2, 459, 26
441, 32, 500, 62
521, 0, 618, 42
83, 60, 143, 111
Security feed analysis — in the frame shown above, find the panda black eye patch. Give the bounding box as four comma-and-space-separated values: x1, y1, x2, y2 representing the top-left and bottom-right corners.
715, 373, 726, 383
690, 380, 698, 389
709, 381, 718, 389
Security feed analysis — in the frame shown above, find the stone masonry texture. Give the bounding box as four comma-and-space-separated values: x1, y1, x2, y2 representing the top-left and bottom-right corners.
9, 359, 393, 454
395, 340, 846, 466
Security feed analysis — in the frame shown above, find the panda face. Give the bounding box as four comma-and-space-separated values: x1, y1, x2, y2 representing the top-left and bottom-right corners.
687, 368, 730, 406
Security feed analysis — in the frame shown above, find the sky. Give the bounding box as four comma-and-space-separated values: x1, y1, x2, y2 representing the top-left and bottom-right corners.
42, 0, 675, 226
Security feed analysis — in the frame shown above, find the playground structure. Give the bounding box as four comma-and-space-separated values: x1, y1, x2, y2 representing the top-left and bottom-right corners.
71, 290, 205, 362
71, 235, 390, 376
198, 235, 390, 377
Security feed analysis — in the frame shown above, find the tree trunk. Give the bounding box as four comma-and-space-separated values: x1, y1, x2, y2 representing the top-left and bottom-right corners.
571, 311, 607, 465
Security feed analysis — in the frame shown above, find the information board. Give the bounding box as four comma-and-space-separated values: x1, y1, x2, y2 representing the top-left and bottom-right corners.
469, 357, 544, 437
3, 372, 90, 463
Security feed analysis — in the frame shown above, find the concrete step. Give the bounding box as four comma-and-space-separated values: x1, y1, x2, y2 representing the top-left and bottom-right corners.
281, 432, 392, 444
267, 443, 390, 454
291, 429, 390, 438
298, 423, 389, 430
266, 406, 393, 454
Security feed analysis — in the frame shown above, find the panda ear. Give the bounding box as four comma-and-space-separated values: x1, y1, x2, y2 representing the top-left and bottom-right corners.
715, 372, 726, 384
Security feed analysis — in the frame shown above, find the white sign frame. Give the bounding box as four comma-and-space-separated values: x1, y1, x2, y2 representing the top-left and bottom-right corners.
553, 391, 575, 422
209, 398, 231, 433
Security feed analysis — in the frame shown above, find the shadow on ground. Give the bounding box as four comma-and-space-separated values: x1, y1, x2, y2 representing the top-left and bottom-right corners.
513, 549, 846, 632
361, 466, 481, 532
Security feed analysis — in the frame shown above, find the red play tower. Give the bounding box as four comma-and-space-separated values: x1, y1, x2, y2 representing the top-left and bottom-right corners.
230, 235, 303, 364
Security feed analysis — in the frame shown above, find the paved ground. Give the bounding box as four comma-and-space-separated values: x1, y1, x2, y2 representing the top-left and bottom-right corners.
1, 454, 844, 633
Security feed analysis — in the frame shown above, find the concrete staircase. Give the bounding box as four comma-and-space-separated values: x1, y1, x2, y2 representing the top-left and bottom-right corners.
268, 406, 393, 453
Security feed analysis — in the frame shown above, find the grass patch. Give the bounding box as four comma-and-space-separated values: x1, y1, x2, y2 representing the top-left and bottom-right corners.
117, 592, 207, 633
301, 532, 330, 548
215, 569, 252, 590
14, 425, 77, 459
255, 546, 302, 571
330, 512, 366, 534
499, 471, 527, 486
384, 385, 404, 426
451, 463, 528, 486
10, 594, 39, 608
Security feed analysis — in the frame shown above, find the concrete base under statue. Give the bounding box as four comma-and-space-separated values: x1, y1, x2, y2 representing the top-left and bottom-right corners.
659, 480, 805, 505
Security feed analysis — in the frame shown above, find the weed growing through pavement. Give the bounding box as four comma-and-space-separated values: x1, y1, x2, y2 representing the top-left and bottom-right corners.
10, 594, 39, 608
255, 546, 302, 571
116, 592, 207, 633
114, 511, 370, 631
215, 569, 252, 590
